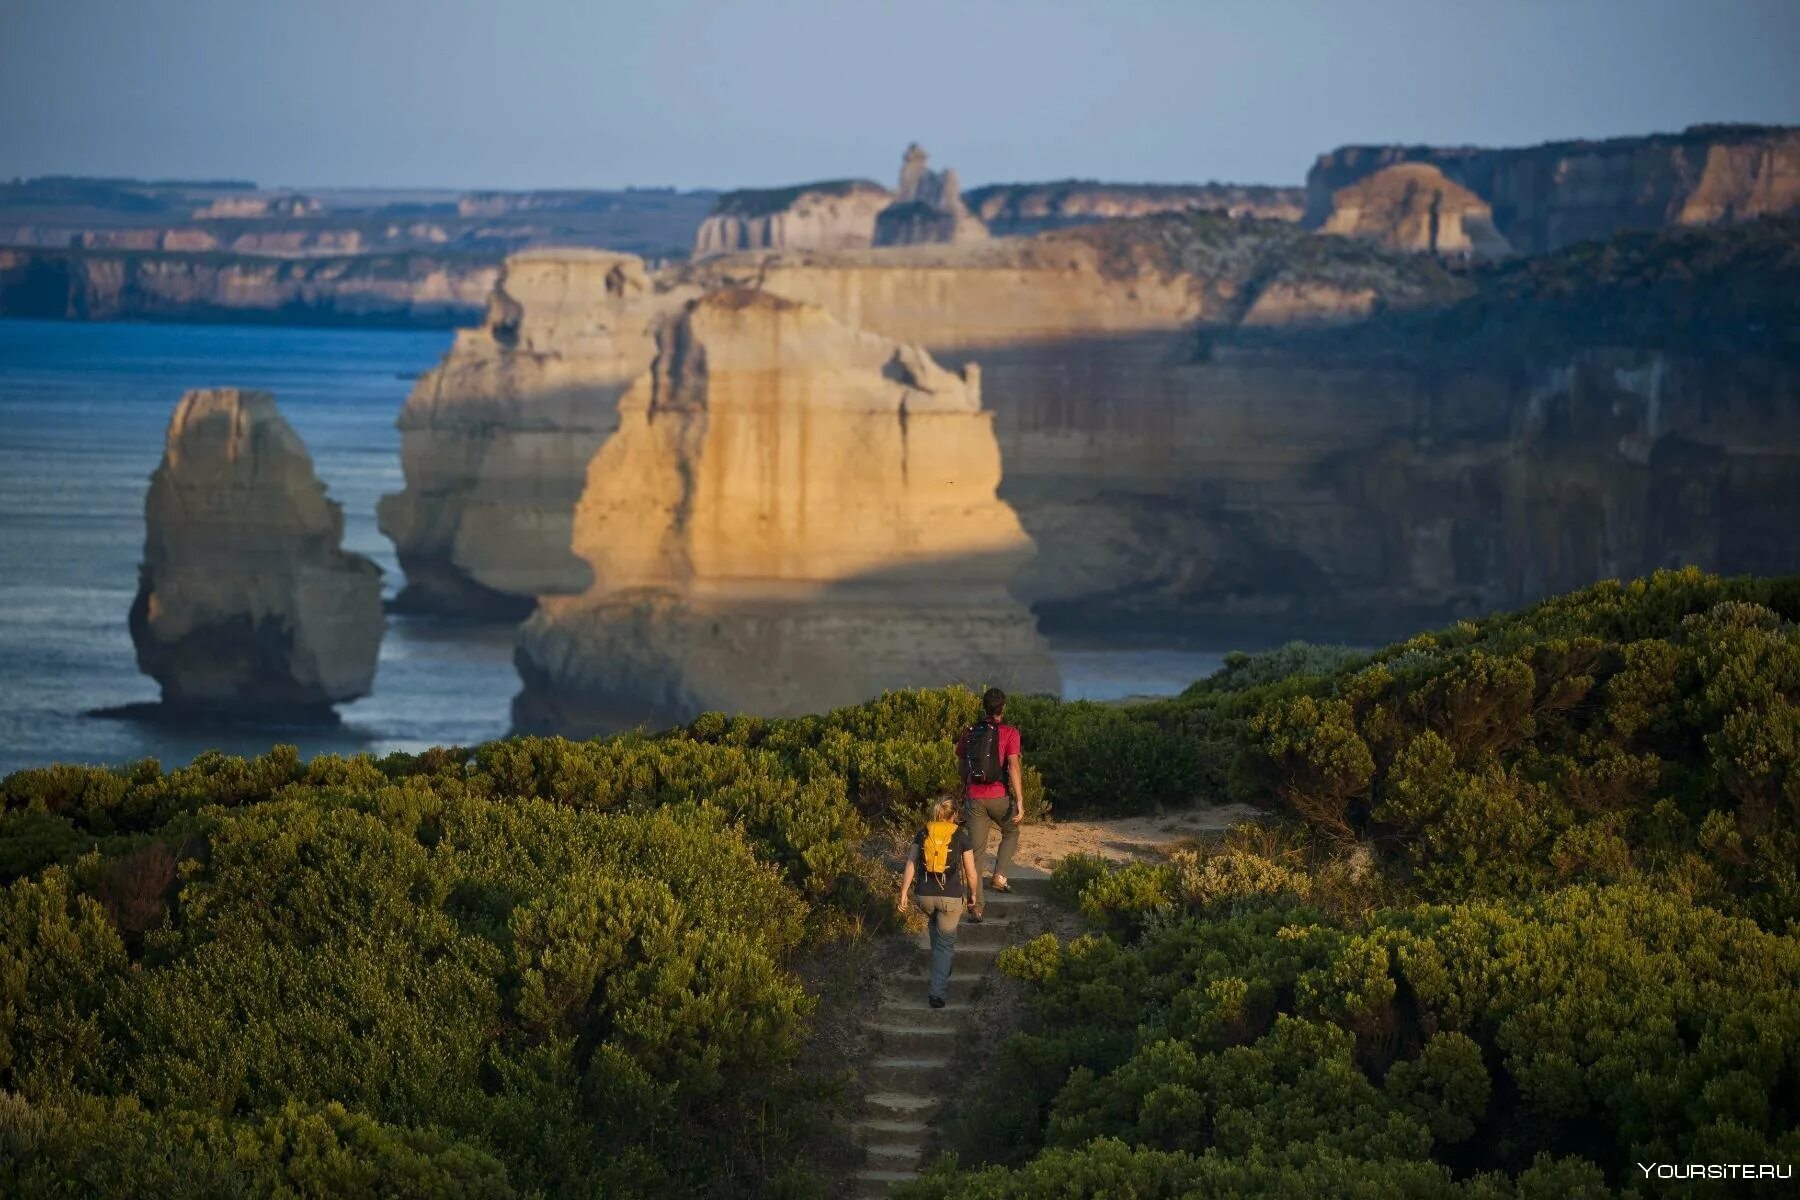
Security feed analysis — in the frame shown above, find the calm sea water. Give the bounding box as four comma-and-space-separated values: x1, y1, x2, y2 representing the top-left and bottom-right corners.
0, 318, 1223, 777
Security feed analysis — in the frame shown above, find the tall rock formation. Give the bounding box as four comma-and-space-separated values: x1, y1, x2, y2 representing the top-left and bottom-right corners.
514, 289, 1057, 732
1320, 163, 1512, 258
389, 216, 1467, 619
1304, 124, 1800, 253
377, 249, 699, 613
130, 389, 383, 718
873, 144, 990, 246
691, 180, 894, 257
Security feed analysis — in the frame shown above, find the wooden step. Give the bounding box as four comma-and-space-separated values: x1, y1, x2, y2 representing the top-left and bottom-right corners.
910, 919, 1022, 952
867, 1020, 958, 1056
866, 1055, 955, 1094
864, 1139, 925, 1167
861, 1090, 937, 1122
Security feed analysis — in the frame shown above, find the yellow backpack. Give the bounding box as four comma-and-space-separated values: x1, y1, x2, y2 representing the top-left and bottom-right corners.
922, 820, 959, 884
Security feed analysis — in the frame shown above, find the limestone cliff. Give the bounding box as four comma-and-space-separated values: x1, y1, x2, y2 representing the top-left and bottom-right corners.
966, 181, 1305, 234
872, 144, 989, 246
691, 180, 894, 257
0, 247, 496, 327
1305, 124, 1800, 253
388, 216, 1466, 616
1320, 163, 1512, 258
389, 218, 1798, 641
376, 249, 699, 613
130, 389, 384, 718
514, 289, 1057, 732
705, 212, 1466, 346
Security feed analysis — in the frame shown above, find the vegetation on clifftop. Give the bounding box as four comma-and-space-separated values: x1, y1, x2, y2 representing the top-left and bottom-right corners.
2, 569, 1797, 1196
909, 568, 1800, 1199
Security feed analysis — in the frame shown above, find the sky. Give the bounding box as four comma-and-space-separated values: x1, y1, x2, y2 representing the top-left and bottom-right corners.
3, 0, 1797, 192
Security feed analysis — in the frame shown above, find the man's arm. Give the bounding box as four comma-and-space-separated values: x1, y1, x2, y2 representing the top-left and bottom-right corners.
898, 858, 915, 912
1007, 753, 1025, 823
962, 849, 981, 911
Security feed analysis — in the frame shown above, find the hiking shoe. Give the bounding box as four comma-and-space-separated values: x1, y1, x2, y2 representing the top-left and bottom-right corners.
928, 995, 946, 1009
965, 908, 984, 924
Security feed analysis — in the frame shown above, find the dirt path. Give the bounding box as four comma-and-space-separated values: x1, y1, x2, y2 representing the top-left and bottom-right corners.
847, 803, 1257, 1195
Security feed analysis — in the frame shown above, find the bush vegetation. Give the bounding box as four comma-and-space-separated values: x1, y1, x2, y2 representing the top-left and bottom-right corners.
904, 568, 1800, 1199
3, 568, 1796, 1196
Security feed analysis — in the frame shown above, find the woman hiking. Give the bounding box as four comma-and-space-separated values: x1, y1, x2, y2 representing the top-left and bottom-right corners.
897, 795, 982, 1008
956, 686, 1025, 895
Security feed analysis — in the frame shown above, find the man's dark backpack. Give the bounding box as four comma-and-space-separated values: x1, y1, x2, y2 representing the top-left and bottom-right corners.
961, 720, 1004, 785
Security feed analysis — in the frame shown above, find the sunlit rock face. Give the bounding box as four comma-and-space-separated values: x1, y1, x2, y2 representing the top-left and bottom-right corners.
692, 180, 894, 258
130, 389, 383, 718
1305, 124, 1800, 253
1321, 163, 1512, 258
376, 248, 699, 614
514, 289, 1057, 733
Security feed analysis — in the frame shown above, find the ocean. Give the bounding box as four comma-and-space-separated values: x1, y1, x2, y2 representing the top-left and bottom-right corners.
0, 318, 1225, 778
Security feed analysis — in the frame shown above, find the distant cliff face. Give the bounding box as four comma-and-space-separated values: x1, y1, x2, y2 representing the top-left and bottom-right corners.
386, 218, 1799, 642
376, 249, 699, 613
514, 289, 1056, 733
131, 388, 384, 716
709, 213, 1466, 346
691, 180, 894, 258
1320, 163, 1512, 258
0, 247, 495, 327
1305, 124, 1800, 254
966, 181, 1305, 235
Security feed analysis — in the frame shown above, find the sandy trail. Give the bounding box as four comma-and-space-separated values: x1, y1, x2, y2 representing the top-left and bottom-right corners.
1000, 802, 1267, 879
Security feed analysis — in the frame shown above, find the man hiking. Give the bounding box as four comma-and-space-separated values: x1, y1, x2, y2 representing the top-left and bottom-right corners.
956, 686, 1024, 897
897, 795, 981, 1008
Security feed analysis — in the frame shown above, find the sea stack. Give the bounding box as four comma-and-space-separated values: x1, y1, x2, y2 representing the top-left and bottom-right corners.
514, 288, 1058, 733
377, 249, 699, 613
130, 388, 383, 719
873, 143, 990, 246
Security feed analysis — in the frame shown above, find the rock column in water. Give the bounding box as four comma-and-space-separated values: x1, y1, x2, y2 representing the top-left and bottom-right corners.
130, 388, 384, 719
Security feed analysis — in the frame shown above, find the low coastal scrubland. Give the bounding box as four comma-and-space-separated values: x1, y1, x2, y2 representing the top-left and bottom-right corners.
2, 567, 1795, 1196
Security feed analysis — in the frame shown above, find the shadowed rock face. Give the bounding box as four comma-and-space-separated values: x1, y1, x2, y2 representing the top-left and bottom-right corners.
514, 289, 1057, 733
376, 249, 700, 613
130, 388, 383, 718
1305, 124, 1800, 253
873, 144, 989, 247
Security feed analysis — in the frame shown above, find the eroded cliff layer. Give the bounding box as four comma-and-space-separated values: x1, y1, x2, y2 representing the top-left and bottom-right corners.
130, 388, 384, 717
514, 289, 1057, 732
966, 181, 1306, 234
376, 249, 699, 613
1305, 124, 1800, 253
0, 247, 496, 327
691, 179, 893, 257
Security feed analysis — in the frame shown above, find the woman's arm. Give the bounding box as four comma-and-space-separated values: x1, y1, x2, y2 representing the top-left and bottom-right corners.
898, 858, 916, 912
962, 849, 981, 911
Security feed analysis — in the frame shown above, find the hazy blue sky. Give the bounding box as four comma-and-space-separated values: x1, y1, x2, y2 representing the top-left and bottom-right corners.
3, 0, 1797, 191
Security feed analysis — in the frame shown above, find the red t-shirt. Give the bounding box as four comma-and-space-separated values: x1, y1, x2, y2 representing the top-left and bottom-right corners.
956, 720, 1020, 800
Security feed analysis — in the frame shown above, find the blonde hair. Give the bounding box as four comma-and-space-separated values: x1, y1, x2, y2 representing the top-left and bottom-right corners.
929, 794, 959, 822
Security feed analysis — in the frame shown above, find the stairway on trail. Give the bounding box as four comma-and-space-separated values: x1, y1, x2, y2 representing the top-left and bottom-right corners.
849, 871, 1054, 1198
